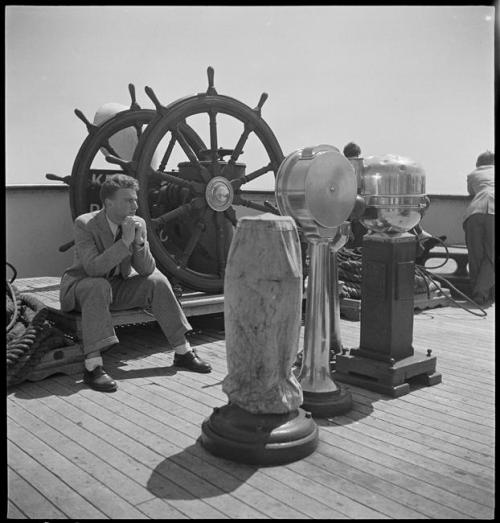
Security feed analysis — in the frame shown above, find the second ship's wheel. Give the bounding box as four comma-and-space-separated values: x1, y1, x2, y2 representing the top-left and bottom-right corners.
132, 67, 285, 293
69, 84, 206, 221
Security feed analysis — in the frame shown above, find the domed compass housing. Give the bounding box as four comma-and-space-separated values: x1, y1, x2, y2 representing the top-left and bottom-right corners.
360, 154, 429, 235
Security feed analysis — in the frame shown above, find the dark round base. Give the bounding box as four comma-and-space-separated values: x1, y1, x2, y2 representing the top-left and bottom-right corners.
200, 403, 319, 466
301, 386, 352, 418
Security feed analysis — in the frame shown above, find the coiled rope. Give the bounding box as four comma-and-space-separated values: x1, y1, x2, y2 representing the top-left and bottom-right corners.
6, 262, 72, 387
6, 262, 18, 332
337, 236, 487, 318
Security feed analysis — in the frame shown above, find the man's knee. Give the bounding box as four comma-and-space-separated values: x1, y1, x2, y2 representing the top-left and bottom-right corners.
145, 270, 173, 290
141, 271, 178, 305
76, 277, 113, 304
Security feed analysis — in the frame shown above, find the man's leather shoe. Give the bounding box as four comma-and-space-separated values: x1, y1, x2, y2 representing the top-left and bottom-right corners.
173, 349, 212, 373
83, 366, 117, 392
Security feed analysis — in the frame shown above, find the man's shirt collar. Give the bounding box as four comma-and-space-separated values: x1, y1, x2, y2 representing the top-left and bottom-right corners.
105, 212, 119, 237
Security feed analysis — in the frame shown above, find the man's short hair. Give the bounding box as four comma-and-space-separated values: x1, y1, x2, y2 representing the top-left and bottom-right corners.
476, 150, 494, 167
343, 142, 362, 158
100, 174, 139, 205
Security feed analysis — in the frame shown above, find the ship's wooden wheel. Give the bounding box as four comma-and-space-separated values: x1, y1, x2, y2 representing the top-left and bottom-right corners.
126, 67, 284, 293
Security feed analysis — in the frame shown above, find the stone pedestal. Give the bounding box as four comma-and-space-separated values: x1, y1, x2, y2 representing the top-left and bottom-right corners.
200, 213, 318, 465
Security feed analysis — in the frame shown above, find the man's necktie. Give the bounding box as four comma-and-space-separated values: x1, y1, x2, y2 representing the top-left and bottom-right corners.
108, 225, 123, 278
115, 225, 122, 242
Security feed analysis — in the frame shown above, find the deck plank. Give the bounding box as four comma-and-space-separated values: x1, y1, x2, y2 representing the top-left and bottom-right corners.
337, 404, 493, 468
34, 375, 373, 519
317, 429, 493, 518
8, 388, 204, 519
7, 442, 105, 519
8, 420, 149, 519
12, 380, 315, 519
7, 499, 28, 520
133, 498, 191, 519
330, 408, 493, 479
7, 468, 66, 519
9, 384, 232, 520
7, 400, 156, 507
351, 403, 494, 457
46, 337, 495, 518
7, 277, 495, 519
42, 360, 402, 516
326, 414, 493, 492
351, 390, 494, 447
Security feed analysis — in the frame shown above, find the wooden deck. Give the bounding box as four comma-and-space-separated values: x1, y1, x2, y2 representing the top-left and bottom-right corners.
7, 291, 495, 518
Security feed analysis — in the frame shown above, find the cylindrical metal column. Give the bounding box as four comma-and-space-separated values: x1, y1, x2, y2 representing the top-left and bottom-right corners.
300, 240, 335, 393
299, 239, 352, 416
329, 247, 343, 355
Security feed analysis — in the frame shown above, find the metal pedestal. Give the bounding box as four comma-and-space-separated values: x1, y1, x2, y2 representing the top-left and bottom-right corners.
299, 240, 352, 416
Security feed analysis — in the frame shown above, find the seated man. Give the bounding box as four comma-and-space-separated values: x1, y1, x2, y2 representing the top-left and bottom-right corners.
60, 174, 211, 392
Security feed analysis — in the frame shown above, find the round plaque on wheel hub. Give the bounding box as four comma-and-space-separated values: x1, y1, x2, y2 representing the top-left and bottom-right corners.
205, 176, 234, 212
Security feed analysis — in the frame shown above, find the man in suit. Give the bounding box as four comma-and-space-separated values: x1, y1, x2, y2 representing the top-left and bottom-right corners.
60, 174, 211, 392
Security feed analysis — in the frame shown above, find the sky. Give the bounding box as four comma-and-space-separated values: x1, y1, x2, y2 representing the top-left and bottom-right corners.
5, 5, 495, 194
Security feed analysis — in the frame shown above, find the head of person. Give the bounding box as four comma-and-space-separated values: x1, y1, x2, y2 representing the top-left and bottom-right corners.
100, 174, 140, 223
476, 150, 494, 168
343, 142, 362, 158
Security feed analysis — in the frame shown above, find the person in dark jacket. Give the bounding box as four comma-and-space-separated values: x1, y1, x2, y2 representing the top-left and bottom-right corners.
463, 151, 495, 306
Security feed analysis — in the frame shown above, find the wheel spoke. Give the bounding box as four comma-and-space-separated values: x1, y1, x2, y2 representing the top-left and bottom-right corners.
175, 124, 211, 183
159, 133, 177, 171
208, 108, 221, 177
147, 167, 204, 193
231, 162, 274, 190
104, 154, 136, 176
233, 195, 280, 215
152, 197, 205, 227
177, 207, 211, 269
264, 200, 280, 214
134, 123, 142, 141
101, 140, 120, 158
175, 125, 199, 163
224, 206, 238, 227
229, 124, 252, 165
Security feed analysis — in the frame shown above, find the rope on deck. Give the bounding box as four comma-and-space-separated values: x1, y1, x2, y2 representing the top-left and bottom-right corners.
337, 247, 444, 300
6, 263, 73, 387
